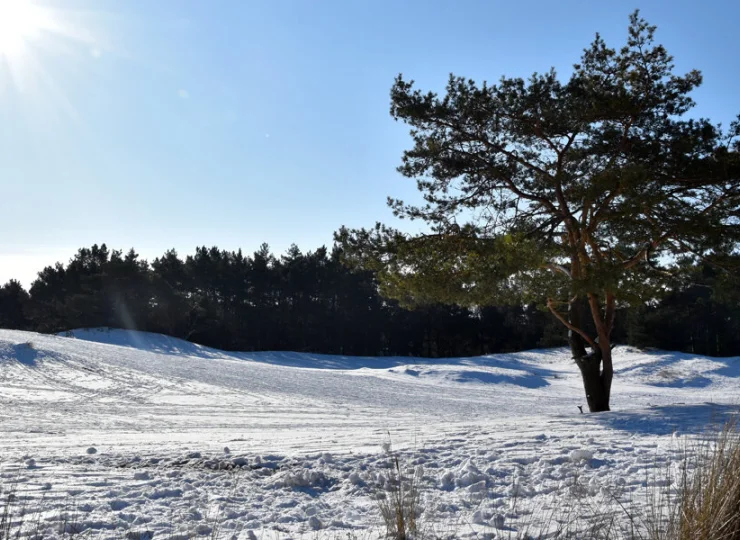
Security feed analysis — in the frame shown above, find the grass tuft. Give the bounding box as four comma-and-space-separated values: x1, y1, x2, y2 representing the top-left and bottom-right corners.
377, 456, 422, 540
650, 418, 740, 540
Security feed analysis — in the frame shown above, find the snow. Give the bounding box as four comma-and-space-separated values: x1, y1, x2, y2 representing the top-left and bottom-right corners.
0, 327, 739, 538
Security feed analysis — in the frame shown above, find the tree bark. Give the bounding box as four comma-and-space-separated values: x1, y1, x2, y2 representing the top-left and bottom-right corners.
569, 297, 612, 412
576, 348, 611, 412
568, 296, 588, 359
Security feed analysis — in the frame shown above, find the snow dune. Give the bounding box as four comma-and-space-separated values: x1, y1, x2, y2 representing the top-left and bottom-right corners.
0, 328, 739, 538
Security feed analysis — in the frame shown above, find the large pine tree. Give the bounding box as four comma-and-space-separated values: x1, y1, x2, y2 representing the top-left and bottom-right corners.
337, 12, 740, 412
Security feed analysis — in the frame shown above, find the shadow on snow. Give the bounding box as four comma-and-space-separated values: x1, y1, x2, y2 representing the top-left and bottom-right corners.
594, 402, 740, 436
0, 342, 40, 367
616, 348, 740, 389
61, 328, 558, 388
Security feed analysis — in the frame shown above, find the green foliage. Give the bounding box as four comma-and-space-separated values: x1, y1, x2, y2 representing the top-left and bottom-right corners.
337, 224, 550, 308
339, 12, 739, 316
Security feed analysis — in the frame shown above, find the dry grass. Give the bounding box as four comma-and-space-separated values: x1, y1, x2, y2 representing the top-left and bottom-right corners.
0, 483, 44, 540
647, 419, 740, 540
377, 456, 422, 540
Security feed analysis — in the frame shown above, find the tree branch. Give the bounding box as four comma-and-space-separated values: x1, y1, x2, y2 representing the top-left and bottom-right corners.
547, 264, 572, 278
587, 292, 610, 350
547, 298, 598, 350
604, 292, 617, 336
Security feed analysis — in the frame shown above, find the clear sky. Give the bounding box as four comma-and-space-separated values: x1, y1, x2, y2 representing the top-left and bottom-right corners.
1, 0, 738, 287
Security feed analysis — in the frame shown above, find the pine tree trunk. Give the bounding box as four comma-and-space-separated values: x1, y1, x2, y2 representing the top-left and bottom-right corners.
575, 348, 611, 412
569, 297, 612, 412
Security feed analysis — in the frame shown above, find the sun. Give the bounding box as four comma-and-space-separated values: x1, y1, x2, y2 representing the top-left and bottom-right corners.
0, 0, 46, 57
0, 0, 102, 102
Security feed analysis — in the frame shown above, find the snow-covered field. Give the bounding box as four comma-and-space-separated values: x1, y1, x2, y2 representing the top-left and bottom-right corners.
0, 328, 739, 539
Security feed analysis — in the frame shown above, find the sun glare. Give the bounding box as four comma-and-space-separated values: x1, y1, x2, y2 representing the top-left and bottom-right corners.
0, 0, 45, 56
0, 0, 103, 119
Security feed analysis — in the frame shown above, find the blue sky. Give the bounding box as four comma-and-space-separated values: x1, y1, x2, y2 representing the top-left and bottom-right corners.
1, 0, 738, 286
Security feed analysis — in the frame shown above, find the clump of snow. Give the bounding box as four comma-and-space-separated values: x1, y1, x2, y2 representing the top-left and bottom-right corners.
472, 508, 489, 524
468, 480, 487, 493
308, 515, 322, 530
455, 459, 487, 488
147, 488, 183, 499
569, 449, 594, 462
439, 470, 455, 490
507, 478, 534, 497
110, 500, 129, 511
271, 468, 329, 489
348, 471, 363, 485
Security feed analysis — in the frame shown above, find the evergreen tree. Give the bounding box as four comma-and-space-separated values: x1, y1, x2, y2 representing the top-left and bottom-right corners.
0, 280, 31, 330
104, 249, 151, 331
640, 262, 740, 356
337, 12, 740, 411
63, 244, 111, 328
184, 247, 230, 346
246, 243, 279, 350
149, 249, 191, 338
27, 263, 68, 332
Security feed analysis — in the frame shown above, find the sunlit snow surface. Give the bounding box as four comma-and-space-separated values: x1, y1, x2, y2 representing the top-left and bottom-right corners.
1, 328, 739, 538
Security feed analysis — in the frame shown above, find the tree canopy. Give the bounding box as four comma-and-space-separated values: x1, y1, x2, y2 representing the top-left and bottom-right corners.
2, 242, 570, 358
